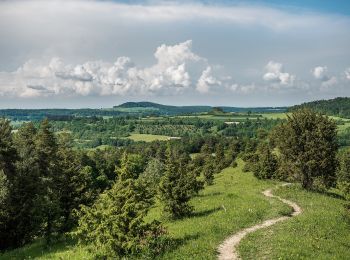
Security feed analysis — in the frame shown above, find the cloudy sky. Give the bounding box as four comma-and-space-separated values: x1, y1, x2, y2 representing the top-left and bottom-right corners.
0, 0, 349, 108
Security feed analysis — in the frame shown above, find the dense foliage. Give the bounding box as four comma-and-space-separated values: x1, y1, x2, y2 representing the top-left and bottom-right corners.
290, 97, 350, 118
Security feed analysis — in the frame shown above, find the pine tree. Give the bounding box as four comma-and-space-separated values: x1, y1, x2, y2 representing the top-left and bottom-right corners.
75, 153, 165, 258
115, 151, 145, 181
56, 133, 94, 232
159, 145, 201, 218
35, 119, 60, 244
337, 149, 350, 200
253, 142, 278, 179
0, 119, 18, 249
203, 160, 215, 185
215, 142, 225, 172
9, 122, 44, 246
139, 158, 164, 195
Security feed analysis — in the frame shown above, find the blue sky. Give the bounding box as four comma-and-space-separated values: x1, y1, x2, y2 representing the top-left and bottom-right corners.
113, 0, 350, 15
0, 0, 349, 108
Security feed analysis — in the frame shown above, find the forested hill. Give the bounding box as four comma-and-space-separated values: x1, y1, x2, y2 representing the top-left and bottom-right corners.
114, 101, 287, 115
289, 97, 350, 118
115, 101, 212, 114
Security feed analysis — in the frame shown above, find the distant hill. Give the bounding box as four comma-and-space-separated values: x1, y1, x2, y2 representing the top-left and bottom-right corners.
114, 101, 287, 115
114, 102, 212, 115
289, 97, 350, 118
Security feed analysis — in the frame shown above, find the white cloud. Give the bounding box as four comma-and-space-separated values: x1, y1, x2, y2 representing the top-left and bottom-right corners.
228, 83, 256, 94
0, 40, 214, 98
196, 66, 221, 93
312, 66, 337, 88
345, 68, 350, 80
312, 66, 329, 81
263, 61, 295, 85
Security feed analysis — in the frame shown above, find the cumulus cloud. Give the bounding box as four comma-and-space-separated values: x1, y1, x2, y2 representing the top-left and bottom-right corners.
196, 66, 221, 93
312, 66, 337, 88
0, 40, 215, 98
312, 66, 330, 81
345, 68, 350, 80
263, 61, 295, 85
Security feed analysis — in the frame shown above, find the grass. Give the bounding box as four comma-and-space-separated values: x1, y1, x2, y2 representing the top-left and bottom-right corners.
127, 133, 172, 142
239, 185, 350, 259
0, 160, 290, 259
261, 113, 289, 120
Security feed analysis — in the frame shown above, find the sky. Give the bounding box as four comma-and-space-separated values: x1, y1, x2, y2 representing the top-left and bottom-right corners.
0, 0, 349, 108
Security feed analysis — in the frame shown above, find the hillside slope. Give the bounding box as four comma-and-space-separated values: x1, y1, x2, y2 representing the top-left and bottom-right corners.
290, 97, 350, 118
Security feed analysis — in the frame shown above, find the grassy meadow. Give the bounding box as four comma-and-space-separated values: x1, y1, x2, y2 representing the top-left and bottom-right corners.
239, 185, 350, 259
127, 133, 172, 142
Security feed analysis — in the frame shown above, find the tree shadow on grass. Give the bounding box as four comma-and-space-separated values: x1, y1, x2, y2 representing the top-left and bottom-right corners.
156, 233, 200, 257
196, 192, 223, 198
0, 236, 76, 260
190, 206, 222, 218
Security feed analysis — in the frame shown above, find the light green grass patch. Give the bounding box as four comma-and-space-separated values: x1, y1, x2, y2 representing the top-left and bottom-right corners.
127, 133, 172, 142
239, 185, 350, 259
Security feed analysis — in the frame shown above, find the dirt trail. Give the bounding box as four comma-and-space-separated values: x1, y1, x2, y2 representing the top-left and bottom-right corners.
217, 183, 302, 260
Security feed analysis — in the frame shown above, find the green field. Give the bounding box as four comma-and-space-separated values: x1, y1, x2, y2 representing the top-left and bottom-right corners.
127, 133, 172, 142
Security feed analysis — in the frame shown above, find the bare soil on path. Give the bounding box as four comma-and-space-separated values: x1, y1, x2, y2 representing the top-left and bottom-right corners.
217, 184, 302, 260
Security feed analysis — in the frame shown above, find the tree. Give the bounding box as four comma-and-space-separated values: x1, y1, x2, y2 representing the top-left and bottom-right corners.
159, 145, 201, 218
56, 133, 94, 232
274, 109, 338, 190
75, 155, 165, 258
115, 151, 145, 181
35, 119, 60, 244
203, 160, 215, 185
139, 158, 164, 195
9, 122, 44, 247
215, 142, 225, 172
0, 119, 19, 249
253, 142, 278, 179
337, 149, 350, 200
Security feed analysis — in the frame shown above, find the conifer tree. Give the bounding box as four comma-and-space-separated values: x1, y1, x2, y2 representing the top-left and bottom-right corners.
56, 133, 94, 232
159, 145, 201, 218
274, 109, 338, 190
75, 152, 165, 258
35, 119, 60, 244
0, 119, 18, 249
253, 142, 278, 179
203, 160, 215, 185
337, 149, 350, 200
9, 122, 44, 246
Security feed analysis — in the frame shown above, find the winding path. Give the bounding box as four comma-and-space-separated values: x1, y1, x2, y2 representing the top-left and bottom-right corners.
217, 183, 302, 260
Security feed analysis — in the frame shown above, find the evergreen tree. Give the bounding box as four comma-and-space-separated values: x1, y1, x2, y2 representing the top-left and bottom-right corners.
75, 153, 165, 258
253, 142, 278, 179
159, 145, 201, 218
0, 119, 19, 249
203, 160, 215, 185
115, 151, 145, 181
35, 119, 60, 244
9, 122, 44, 246
215, 142, 225, 172
337, 149, 350, 200
274, 109, 338, 190
139, 158, 164, 195
56, 133, 94, 232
